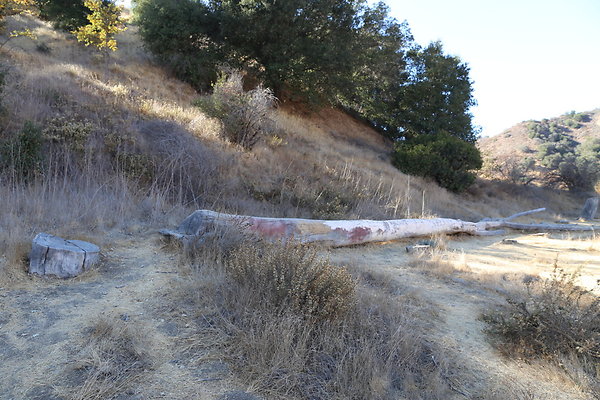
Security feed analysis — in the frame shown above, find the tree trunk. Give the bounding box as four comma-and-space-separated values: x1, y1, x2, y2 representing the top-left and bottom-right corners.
161, 208, 599, 247
29, 233, 100, 278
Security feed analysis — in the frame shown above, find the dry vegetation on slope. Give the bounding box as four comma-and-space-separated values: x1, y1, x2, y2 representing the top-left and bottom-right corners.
0, 14, 598, 400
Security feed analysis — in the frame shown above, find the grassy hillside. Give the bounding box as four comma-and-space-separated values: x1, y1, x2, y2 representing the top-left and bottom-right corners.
0, 13, 592, 278
479, 109, 600, 189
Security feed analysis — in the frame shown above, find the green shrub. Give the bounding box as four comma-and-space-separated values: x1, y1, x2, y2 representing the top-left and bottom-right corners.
226, 241, 356, 321
392, 132, 482, 192
536, 135, 599, 191
43, 115, 93, 152
195, 70, 276, 149
0, 121, 44, 180
133, 0, 222, 90
36, 0, 89, 31
482, 266, 599, 389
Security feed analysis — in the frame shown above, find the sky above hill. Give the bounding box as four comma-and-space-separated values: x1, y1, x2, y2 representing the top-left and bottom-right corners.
387, 0, 600, 137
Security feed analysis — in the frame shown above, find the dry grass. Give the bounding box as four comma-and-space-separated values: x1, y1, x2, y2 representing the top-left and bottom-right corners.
408, 245, 471, 280
1, 14, 589, 231
178, 237, 458, 400
0, 147, 201, 286
58, 317, 151, 400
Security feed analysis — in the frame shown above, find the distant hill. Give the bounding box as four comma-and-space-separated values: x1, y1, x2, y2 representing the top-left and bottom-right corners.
478, 109, 600, 190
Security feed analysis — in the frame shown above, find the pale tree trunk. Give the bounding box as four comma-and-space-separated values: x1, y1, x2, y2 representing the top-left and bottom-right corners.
161, 208, 599, 247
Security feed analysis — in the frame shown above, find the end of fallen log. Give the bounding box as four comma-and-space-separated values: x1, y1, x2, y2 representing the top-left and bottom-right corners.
503, 208, 546, 221
159, 229, 188, 240
406, 244, 432, 253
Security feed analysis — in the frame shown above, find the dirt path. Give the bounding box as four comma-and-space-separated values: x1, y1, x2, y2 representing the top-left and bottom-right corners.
0, 233, 243, 400
329, 231, 599, 400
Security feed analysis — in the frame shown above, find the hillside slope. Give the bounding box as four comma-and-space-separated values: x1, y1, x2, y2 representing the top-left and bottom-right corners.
479, 109, 600, 188
1, 14, 588, 224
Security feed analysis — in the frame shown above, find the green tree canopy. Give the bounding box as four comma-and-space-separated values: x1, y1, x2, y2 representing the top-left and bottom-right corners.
134, 0, 481, 191
393, 42, 478, 143
392, 132, 482, 192
36, 0, 89, 31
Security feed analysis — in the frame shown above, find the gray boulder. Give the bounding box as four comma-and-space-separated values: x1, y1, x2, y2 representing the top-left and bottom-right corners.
29, 233, 100, 278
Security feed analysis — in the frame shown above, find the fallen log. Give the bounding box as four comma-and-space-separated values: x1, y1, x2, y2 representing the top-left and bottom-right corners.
161, 208, 599, 247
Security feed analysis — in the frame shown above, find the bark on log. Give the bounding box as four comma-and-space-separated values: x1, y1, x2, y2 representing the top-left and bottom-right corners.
580, 197, 599, 221
29, 233, 100, 278
161, 208, 599, 247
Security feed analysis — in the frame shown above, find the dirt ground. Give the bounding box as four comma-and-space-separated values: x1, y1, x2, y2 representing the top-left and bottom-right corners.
0, 225, 598, 399
0, 233, 250, 400
330, 228, 599, 400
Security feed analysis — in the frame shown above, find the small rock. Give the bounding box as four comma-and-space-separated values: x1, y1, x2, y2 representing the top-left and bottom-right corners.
406, 244, 431, 253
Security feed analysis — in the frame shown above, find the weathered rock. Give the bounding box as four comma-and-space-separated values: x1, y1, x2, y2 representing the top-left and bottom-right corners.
29, 233, 100, 278
580, 197, 599, 221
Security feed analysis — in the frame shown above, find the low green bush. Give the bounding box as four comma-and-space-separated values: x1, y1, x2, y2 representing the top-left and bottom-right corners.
392, 132, 482, 192
43, 115, 93, 152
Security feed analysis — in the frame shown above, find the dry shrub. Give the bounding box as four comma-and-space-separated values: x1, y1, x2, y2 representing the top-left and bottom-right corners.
482, 265, 600, 394
222, 291, 451, 400
134, 118, 226, 205
195, 69, 276, 149
62, 318, 150, 400
183, 239, 455, 399
226, 241, 356, 320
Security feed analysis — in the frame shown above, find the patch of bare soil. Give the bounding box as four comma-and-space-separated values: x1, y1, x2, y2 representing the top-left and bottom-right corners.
0, 233, 247, 400
329, 228, 599, 399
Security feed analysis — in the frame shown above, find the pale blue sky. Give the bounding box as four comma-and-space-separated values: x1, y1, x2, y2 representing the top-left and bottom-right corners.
386, 0, 600, 136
